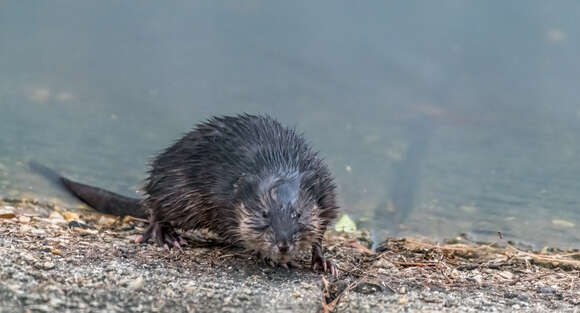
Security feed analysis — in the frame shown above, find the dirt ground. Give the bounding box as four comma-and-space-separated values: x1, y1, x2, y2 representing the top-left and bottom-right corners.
0, 198, 579, 313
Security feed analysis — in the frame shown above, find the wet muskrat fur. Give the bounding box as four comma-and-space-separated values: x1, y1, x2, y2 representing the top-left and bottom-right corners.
34, 114, 339, 275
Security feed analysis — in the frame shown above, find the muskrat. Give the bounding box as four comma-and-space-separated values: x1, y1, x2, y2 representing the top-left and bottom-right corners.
33, 114, 339, 275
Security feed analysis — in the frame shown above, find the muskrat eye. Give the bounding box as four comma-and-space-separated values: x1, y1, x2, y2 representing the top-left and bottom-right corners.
262, 211, 269, 218
291, 212, 301, 220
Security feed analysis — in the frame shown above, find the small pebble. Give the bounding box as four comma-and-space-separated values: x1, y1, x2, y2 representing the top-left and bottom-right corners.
517, 294, 529, 302
538, 286, 556, 294
30, 228, 46, 235
374, 258, 395, 269
184, 283, 197, 293
128, 276, 144, 290
471, 274, 483, 286
98, 215, 117, 226
48, 211, 66, 224
504, 292, 517, 299
63, 211, 80, 221
165, 287, 176, 297
25, 305, 51, 312
43, 262, 56, 270
18, 216, 31, 224
68, 220, 90, 229
22, 254, 36, 264
498, 271, 514, 280
353, 282, 384, 294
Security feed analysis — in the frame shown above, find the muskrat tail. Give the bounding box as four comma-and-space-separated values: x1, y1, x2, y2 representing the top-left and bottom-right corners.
28, 161, 147, 219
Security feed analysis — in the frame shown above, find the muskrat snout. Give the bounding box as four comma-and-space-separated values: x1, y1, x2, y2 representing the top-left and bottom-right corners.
277, 242, 290, 254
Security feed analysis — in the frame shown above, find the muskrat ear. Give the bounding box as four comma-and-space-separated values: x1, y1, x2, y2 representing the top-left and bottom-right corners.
269, 186, 278, 201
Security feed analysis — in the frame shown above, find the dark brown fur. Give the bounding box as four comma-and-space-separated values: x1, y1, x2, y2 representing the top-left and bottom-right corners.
37, 114, 340, 274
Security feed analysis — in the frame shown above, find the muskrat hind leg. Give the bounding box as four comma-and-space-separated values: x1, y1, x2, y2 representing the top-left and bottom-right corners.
136, 221, 186, 250
311, 241, 338, 277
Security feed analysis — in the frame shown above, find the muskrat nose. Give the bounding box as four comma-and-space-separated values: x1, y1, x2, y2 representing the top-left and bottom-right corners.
278, 243, 289, 254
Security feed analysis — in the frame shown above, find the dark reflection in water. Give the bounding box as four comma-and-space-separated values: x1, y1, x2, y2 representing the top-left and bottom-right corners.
1, 1, 579, 248
375, 112, 435, 235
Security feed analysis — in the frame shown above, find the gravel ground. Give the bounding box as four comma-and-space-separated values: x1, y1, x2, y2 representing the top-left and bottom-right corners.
0, 199, 579, 313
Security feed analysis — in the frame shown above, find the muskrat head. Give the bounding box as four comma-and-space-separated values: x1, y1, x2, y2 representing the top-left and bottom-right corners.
237, 174, 321, 264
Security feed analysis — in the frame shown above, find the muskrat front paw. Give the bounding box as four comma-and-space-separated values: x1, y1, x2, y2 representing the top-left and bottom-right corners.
135, 222, 186, 251
311, 255, 338, 277
261, 255, 276, 268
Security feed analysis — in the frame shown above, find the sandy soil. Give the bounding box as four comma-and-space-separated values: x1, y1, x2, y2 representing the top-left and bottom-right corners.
0, 198, 579, 313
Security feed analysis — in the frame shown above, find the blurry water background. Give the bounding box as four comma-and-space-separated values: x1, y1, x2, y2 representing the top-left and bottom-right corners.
1, 1, 579, 248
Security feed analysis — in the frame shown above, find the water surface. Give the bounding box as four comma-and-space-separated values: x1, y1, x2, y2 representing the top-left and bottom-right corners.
1, 1, 579, 248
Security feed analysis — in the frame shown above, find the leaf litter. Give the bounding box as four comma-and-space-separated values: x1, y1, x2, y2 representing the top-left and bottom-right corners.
0, 198, 579, 313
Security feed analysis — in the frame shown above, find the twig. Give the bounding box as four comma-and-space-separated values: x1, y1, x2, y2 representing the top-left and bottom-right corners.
126, 216, 148, 223
346, 240, 374, 255
319, 276, 365, 313
392, 261, 437, 267
217, 253, 247, 259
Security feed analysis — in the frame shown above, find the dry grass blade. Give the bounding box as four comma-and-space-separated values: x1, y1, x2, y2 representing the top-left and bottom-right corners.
320, 276, 331, 313
392, 261, 437, 267
346, 240, 374, 255
319, 276, 365, 313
